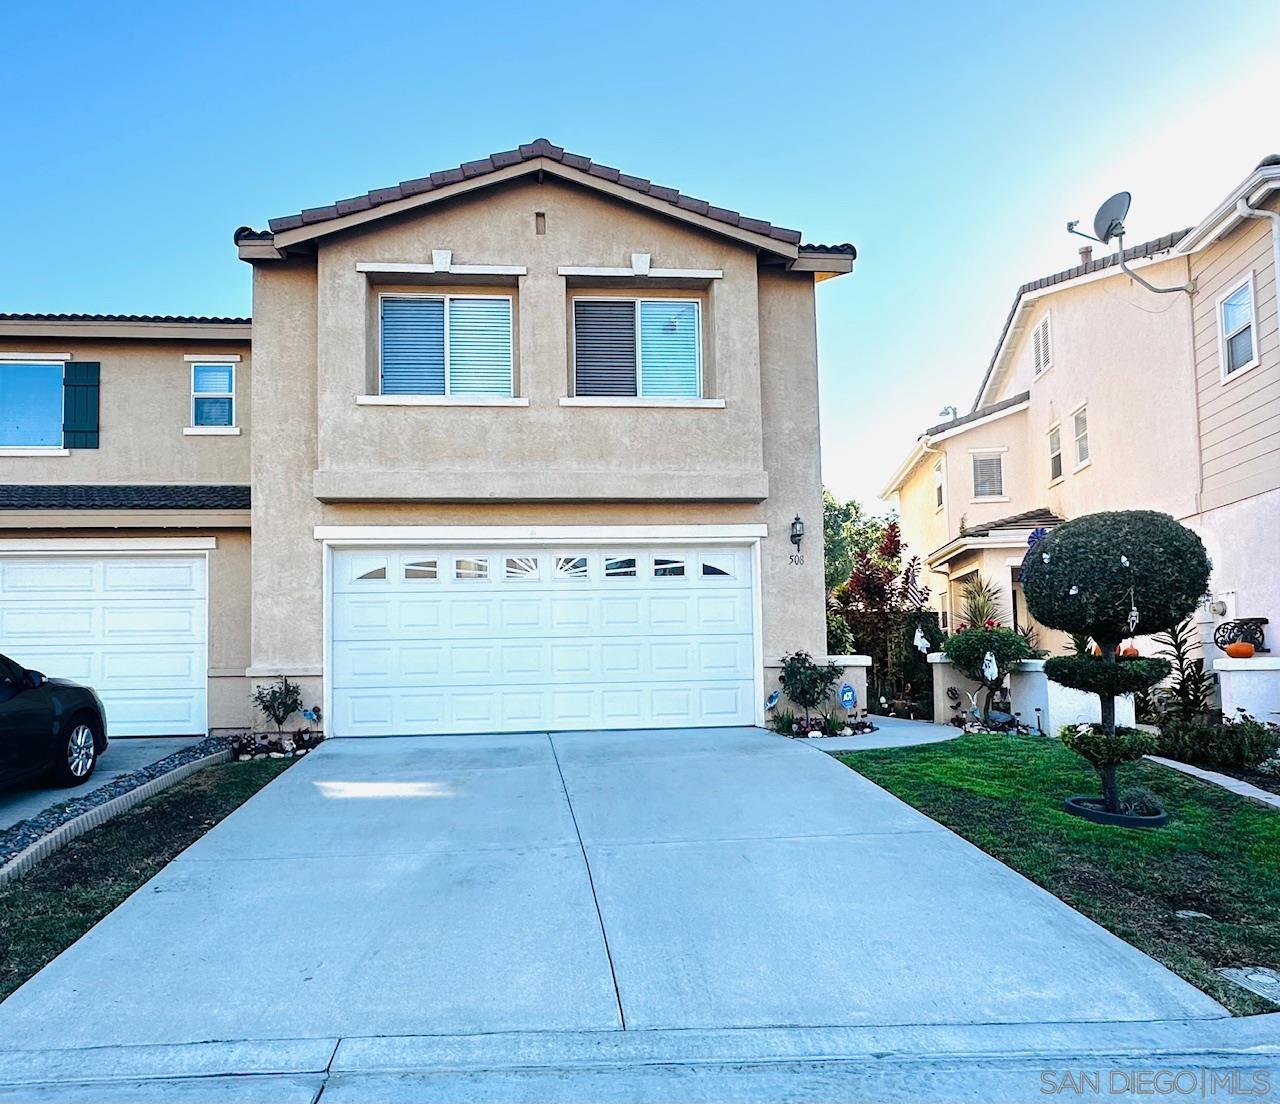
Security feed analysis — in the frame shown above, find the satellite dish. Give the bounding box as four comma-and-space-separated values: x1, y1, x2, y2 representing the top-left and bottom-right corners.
1093, 191, 1131, 244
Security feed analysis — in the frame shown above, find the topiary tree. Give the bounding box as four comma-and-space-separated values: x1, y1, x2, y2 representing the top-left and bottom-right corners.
942, 627, 1033, 724
252, 675, 304, 735
1022, 510, 1210, 812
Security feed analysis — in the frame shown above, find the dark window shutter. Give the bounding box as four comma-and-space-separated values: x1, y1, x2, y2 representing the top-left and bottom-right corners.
573, 300, 636, 396
62, 362, 100, 449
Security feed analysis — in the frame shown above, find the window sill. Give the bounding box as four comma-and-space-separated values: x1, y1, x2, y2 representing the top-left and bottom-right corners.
0, 447, 70, 457
1073, 458, 1092, 474
357, 395, 529, 407
183, 426, 241, 436
1048, 476, 1064, 488
559, 397, 725, 409
970, 495, 1010, 503
1220, 358, 1260, 385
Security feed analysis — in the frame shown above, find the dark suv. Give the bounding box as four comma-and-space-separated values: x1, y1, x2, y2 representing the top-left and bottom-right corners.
0, 652, 108, 789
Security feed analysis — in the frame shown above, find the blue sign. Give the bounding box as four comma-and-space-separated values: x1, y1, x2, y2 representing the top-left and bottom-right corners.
765, 689, 781, 710
839, 683, 856, 710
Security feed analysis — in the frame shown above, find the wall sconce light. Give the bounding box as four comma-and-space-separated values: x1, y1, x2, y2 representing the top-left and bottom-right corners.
790, 515, 805, 550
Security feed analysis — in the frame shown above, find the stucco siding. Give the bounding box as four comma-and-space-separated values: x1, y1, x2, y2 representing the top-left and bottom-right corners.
0, 337, 251, 485
1190, 197, 1280, 513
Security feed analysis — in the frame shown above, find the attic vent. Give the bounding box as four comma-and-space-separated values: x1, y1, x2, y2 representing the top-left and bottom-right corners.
1033, 315, 1052, 375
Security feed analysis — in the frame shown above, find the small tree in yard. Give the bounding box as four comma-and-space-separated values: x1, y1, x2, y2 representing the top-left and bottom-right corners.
942, 627, 1033, 724
1021, 510, 1210, 814
778, 651, 842, 726
252, 675, 304, 735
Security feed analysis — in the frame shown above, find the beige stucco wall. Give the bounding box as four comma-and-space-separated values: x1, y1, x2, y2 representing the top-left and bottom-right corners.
248, 180, 829, 691
1189, 194, 1280, 514
894, 446, 950, 607
0, 337, 251, 485
309, 177, 765, 501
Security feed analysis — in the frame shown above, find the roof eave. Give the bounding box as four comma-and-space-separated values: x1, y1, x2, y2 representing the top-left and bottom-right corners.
1176, 166, 1280, 253
880, 437, 932, 499
254, 158, 802, 261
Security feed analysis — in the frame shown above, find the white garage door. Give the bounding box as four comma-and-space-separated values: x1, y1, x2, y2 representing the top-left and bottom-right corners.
331, 546, 757, 736
0, 555, 208, 736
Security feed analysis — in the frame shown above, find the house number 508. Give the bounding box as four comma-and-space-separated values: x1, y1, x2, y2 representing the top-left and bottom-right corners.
789, 553, 805, 566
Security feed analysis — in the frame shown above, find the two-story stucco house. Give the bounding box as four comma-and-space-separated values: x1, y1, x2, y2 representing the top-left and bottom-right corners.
882, 155, 1280, 660
0, 139, 855, 738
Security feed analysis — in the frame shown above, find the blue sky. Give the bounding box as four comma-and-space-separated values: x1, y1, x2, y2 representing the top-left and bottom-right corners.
3, 1, 1278, 506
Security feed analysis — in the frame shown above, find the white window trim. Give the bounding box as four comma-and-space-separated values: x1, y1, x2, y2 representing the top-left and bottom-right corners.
189, 361, 236, 430
376, 291, 515, 399
1071, 403, 1090, 471
0, 447, 70, 457
183, 426, 242, 436
1032, 313, 1053, 378
571, 296, 704, 400
1047, 422, 1063, 486
969, 448, 1007, 502
183, 353, 241, 363
559, 396, 722, 409
1216, 271, 1260, 383
933, 459, 945, 514
357, 395, 529, 407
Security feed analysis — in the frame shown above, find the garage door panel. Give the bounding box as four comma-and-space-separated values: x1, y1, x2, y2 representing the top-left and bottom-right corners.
0, 555, 207, 736
331, 546, 756, 736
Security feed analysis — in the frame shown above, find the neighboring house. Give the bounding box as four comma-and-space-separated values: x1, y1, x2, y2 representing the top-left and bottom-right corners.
883, 155, 1280, 658
0, 139, 855, 737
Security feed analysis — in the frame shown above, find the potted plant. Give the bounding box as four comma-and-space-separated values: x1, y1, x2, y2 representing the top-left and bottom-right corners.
1021, 510, 1211, 827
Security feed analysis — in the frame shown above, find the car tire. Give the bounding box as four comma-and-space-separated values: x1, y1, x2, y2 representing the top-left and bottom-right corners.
54, 719, 100, 787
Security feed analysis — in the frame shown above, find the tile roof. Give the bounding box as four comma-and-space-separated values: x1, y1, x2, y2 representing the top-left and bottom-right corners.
240, 138, 852, 256
925, 390, 1029, 437
0, 485, 251, 510
971, 229, 1191, 411
0, 313, 250, 325
961, 507, 1063, 538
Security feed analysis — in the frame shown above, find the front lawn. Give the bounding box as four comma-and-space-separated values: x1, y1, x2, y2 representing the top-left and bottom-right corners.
0, 758, 290, 1002
837, 734, 1280, 1015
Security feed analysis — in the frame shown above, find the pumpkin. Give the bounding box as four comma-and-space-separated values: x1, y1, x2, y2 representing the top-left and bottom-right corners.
1224, 642, 1255, 659
1121, 646, 1140, 658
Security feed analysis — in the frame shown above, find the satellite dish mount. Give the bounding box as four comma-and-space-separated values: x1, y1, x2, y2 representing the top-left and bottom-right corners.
1067, 191, 1192, 295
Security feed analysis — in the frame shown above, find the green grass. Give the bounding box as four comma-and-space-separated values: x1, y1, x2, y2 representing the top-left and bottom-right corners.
0, 758, 291, 1001
837, 734, 1280, 1015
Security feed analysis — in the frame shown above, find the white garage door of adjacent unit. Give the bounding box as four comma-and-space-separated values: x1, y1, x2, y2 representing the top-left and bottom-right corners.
331, 546, 757, 736
0, 555, 208, 737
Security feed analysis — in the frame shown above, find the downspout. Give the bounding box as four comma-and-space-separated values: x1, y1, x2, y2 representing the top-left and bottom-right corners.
1236, 194, 1280, 297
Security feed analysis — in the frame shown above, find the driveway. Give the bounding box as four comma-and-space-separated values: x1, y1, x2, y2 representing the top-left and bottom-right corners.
0, 737, 195, 831
0, 727, 1239, 1098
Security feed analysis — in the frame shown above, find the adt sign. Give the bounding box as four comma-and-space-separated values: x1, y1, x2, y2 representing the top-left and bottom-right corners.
839, 682, 856, 710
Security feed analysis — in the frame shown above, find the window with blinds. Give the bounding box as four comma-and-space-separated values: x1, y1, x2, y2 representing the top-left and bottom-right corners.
1048, 425, 1063, 482
972, 453, 1004, 498
1073, 407, 1089, 466
379, 295, 512, 396
573, 298, 700, 397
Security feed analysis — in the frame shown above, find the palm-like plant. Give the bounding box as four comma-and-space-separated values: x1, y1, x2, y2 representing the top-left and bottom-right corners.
1153, 618, 1214, 721
959, 574, 1006, 629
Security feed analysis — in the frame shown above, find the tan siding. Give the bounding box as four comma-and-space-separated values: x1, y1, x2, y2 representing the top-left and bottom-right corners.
1191, 203, 1280, 511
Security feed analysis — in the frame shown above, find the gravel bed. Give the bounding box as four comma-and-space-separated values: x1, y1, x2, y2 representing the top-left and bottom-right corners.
0, 735, 234, 867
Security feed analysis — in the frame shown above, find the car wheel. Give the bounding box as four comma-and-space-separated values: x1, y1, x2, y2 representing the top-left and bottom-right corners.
55, 721, 99, 786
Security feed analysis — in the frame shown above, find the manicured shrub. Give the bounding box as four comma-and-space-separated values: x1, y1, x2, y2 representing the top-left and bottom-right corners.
1156, 713, 1280, 771
251, 675, 303, 735
1060, 723, 1157, 812
777, 651, 842, 722
1023, 511, 1209, 813
942, 627, 1033, 724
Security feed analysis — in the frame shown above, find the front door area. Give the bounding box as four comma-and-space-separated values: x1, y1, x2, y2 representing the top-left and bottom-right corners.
329, 545, 758, 736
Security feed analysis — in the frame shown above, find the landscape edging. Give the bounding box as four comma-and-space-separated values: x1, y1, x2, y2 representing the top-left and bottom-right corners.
0, 750, 233, 887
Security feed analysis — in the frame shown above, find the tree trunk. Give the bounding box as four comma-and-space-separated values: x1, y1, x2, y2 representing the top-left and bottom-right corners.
1098, 639, 1118, 738
1099, 764, 1120, 814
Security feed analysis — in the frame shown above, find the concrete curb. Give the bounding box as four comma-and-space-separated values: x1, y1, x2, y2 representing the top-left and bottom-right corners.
1147, 755, 1280, 811
0, 750, 233, 887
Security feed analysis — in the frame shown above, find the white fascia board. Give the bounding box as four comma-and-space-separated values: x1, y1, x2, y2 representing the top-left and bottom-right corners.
355, 261, 528, 276
931, 402, 1029, 445
926, 532, 1036, 568
557, 265, 723, 279
0, 536, 217, 552
1177, 169, 1280, 253
879, 438, 931, 498
313, 523, 768, 544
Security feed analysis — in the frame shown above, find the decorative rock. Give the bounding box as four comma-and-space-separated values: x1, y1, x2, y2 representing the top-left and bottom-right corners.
268, 752, 284, 759
237, 754, 251, 762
